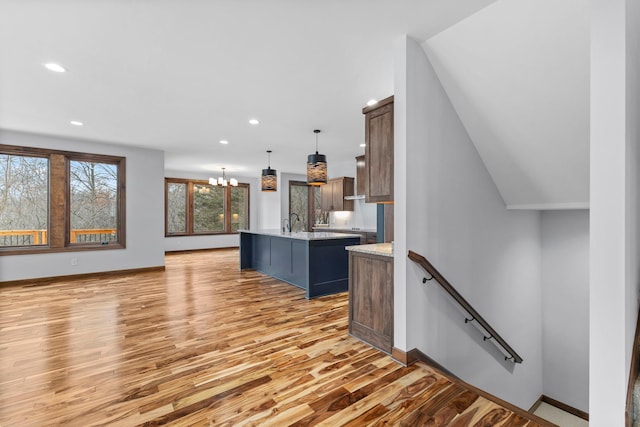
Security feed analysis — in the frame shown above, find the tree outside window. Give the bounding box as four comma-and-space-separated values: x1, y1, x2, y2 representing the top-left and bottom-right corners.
165, 178, 249, 236
0, 144, 126, 254
289, 181, 325, 232
193, 184, 225, 233
166, 182, 187, 234
70, 160, 119, 244
230, 186, 248, 232
0, 153, 48, 246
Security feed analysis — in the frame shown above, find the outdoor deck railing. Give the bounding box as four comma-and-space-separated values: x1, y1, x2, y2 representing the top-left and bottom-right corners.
0, 229, 117, 246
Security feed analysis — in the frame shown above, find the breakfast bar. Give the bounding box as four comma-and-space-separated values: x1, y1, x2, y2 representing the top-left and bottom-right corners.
239, 229, 360, 299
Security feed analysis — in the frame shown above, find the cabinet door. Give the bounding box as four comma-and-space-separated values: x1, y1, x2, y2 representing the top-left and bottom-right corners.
342, 177, 354, 211
320, 178, 354, 212
365, 232, 377, 244
332, 180, 343, 211
349, 252, 393, 353
321, 181, 333, 211
364, 97, 393, 203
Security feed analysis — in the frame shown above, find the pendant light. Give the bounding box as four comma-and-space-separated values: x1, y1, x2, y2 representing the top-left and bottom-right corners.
307, 129, 327, 186
209, 167, 238, 187
261, 150, 277, 192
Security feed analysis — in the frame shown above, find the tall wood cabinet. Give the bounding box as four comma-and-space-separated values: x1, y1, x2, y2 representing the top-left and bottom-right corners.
320, 177, 354, 212
363, 96, 394, 203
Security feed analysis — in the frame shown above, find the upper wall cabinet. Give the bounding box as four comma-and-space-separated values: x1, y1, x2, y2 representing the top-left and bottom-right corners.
363, 96, 394, 203
321, 177, 354, 212
355, 155, 365, 196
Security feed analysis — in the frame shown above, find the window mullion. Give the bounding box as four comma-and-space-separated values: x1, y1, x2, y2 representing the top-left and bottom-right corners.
225, 187, 231, 233
187, 182, 194, 234
49, 154, 66, 248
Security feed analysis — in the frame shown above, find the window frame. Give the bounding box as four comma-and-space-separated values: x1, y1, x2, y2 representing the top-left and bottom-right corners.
165, 180, 189, 236
289, 180, 323, 232
66, 153, 125, 248
0, 144, 126, 255
164, 178, 250, 236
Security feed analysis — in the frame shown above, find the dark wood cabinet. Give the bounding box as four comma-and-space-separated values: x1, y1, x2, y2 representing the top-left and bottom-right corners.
348, 250, 394, 353
321, 177, 354, 211
384, 204, 394, 243
320, 182, 332, 212
363, 96, 394, 203
356, 155, 365, 196
312, 227, 376, 244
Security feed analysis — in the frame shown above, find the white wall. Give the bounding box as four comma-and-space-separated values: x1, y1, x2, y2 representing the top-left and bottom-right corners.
257, 173, 280, 230
590, 0, 640, 423
626, 0, 640, 399
541, 210, 589, 412
163, 170, 259, 252
329, 155, 362, 179
395, 36, 543, 409
0, 130, 165, 281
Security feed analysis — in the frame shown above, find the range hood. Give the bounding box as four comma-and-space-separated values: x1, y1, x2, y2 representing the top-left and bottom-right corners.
344, 194, 365, 200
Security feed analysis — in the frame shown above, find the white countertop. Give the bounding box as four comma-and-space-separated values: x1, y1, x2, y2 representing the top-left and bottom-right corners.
313, 226, 377, 233
346, 243, 393, 257
240, 229, 361, 241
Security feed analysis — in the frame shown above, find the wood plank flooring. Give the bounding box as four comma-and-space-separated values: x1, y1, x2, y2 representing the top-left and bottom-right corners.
0, 249, 553, 426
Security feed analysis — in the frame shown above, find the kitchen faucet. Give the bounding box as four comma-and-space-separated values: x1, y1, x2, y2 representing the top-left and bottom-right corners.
283, 212, 300, 232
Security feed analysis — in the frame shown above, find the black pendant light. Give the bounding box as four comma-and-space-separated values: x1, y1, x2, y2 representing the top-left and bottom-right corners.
261, 150, 277, 192
307, 129, 327, 186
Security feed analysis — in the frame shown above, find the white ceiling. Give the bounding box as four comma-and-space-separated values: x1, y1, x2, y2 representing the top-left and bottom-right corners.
0, 0, 496, 179
0, 0, 590, 209
423, 0, 590, 209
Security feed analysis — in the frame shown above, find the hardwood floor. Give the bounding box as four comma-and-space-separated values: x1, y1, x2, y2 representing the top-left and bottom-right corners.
0, 249, 553, 426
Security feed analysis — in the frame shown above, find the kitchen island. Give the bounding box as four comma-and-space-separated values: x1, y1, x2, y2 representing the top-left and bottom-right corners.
240, 229, 360, 299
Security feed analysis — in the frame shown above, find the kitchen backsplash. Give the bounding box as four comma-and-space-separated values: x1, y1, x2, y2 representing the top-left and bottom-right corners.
328, 199, 377, 229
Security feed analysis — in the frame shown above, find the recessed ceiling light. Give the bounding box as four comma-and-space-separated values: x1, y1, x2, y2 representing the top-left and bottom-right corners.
219, 140, 229, 144
249, 119, 259, 125
70, 120, 83, 126
366, 99, 378, 106
44, 63, 67, 73
360, 143, 366, 148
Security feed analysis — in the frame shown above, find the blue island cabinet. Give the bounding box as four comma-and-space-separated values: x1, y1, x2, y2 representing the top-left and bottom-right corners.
240, 230, 361, 299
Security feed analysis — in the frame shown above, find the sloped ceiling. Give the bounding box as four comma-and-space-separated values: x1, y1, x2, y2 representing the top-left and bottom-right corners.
423, 0, 590, 209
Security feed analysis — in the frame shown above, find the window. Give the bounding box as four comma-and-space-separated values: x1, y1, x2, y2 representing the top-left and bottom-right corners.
165, 178, 249, 236
69, 159, 119, 244
0, 144, 126, 254
230, 186, 249, 232
0, 153, 49, 247
289, 181, 325, 232
193, 184, 225, 233
166, 182, 187, 234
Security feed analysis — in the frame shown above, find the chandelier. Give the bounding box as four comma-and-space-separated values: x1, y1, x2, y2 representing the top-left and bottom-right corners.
209, 167, 238, 187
